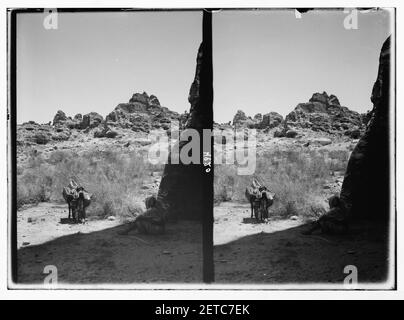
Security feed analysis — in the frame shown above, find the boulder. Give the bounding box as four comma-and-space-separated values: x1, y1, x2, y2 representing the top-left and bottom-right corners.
94, 125, 118, 138
64, 118, 81, 129
274, 129, 285, 138
261, 112, 283, 129
80, 112, 103, 129
233, 110, 248, 126
285, 130, 298, 138
311, 138, 332, 146
52, 110, 67, 125
129, 92, 149, 105
33, 132, 50, 144
51, 125, 71, 141
254, 113, 263, 122
105, 130, 118, 138
309, 91, 330, 105
149, 94, 160, 106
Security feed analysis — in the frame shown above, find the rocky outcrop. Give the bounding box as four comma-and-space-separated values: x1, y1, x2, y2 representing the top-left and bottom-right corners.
260, 112, 283, 129
52, 110, 88, 130
80, 112, 103, 129
51, 109, 103, 130
285, 92, 363, 134
42, 91, 183, 135
273, 125, 298, 139
52, 110, 67, 125
226, 93, 367, 136
93, 124, 118, 139
232, 110, 283, 129
232, 110, 248, 126
18, 90, 185, 145
254, 113, 262, 122
129, 91, 161, 107
106, 91, 181, 133
340, 36, 391, 222
17, 122, 71, 145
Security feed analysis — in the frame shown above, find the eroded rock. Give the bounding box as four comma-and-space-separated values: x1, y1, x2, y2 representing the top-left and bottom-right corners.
340, 36, 391, 222
285, 92, 364, 134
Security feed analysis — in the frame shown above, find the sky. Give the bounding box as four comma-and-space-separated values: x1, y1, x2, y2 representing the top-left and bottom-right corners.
17, 9, 392, 124
213, 9, 392, 123
17, 11, 202, 124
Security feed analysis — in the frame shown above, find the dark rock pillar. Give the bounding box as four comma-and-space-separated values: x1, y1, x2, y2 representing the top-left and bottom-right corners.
156, 12, 213, 222
340, 36, 391, 223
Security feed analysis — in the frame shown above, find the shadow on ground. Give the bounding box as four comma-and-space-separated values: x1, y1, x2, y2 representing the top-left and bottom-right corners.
17, 215, 389, 286
17, 221, 202, 284
214, 222, 389, 284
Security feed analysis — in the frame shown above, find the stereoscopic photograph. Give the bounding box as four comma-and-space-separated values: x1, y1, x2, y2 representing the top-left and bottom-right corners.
9, 8, 395, 288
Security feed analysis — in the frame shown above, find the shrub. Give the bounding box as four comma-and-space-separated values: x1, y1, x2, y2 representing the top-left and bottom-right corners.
214, 148, 347, 218
17, 165, 54, 208
46, 150, 75, 165
17, 148, 149, 219
33, 133, 50, 144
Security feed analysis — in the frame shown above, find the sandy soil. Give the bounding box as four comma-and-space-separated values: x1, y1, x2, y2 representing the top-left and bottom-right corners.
17, 201, 389, 286
214, 202, 390, 284
17, 203, 202, 284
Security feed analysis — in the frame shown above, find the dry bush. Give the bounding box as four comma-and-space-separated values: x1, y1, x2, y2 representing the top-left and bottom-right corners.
17, 149, 149, 219
327, 149, 350, 172
17, 154, 54, 208
214, 148, 348, 218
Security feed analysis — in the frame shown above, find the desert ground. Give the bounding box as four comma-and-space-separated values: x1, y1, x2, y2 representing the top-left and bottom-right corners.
214, 202, 389, 284
16, 200, 388, 285
17, 203, 202, 284
15, 91, 390, 285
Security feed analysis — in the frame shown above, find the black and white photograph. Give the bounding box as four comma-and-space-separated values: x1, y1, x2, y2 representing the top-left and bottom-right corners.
211, 8, 394, 287
12, 9, 206, 285
6, 5, 397, 292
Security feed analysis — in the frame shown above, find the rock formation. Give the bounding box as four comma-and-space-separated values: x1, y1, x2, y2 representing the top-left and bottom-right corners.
285, 92, 363, 134
340, 36, 391, 223
93, 123, 118, 139
80, 112, 103, 129
106, 91, 182, 132
232, 110, 247, 127
17, 91, 186, 145
229, 92, 369, 137
260, 112, 283, 129
52, 110, 67, 125
155, 43, 207, 221
232, 110, 283, 129
52, 109, 103, 130
17, 121, 71, 145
